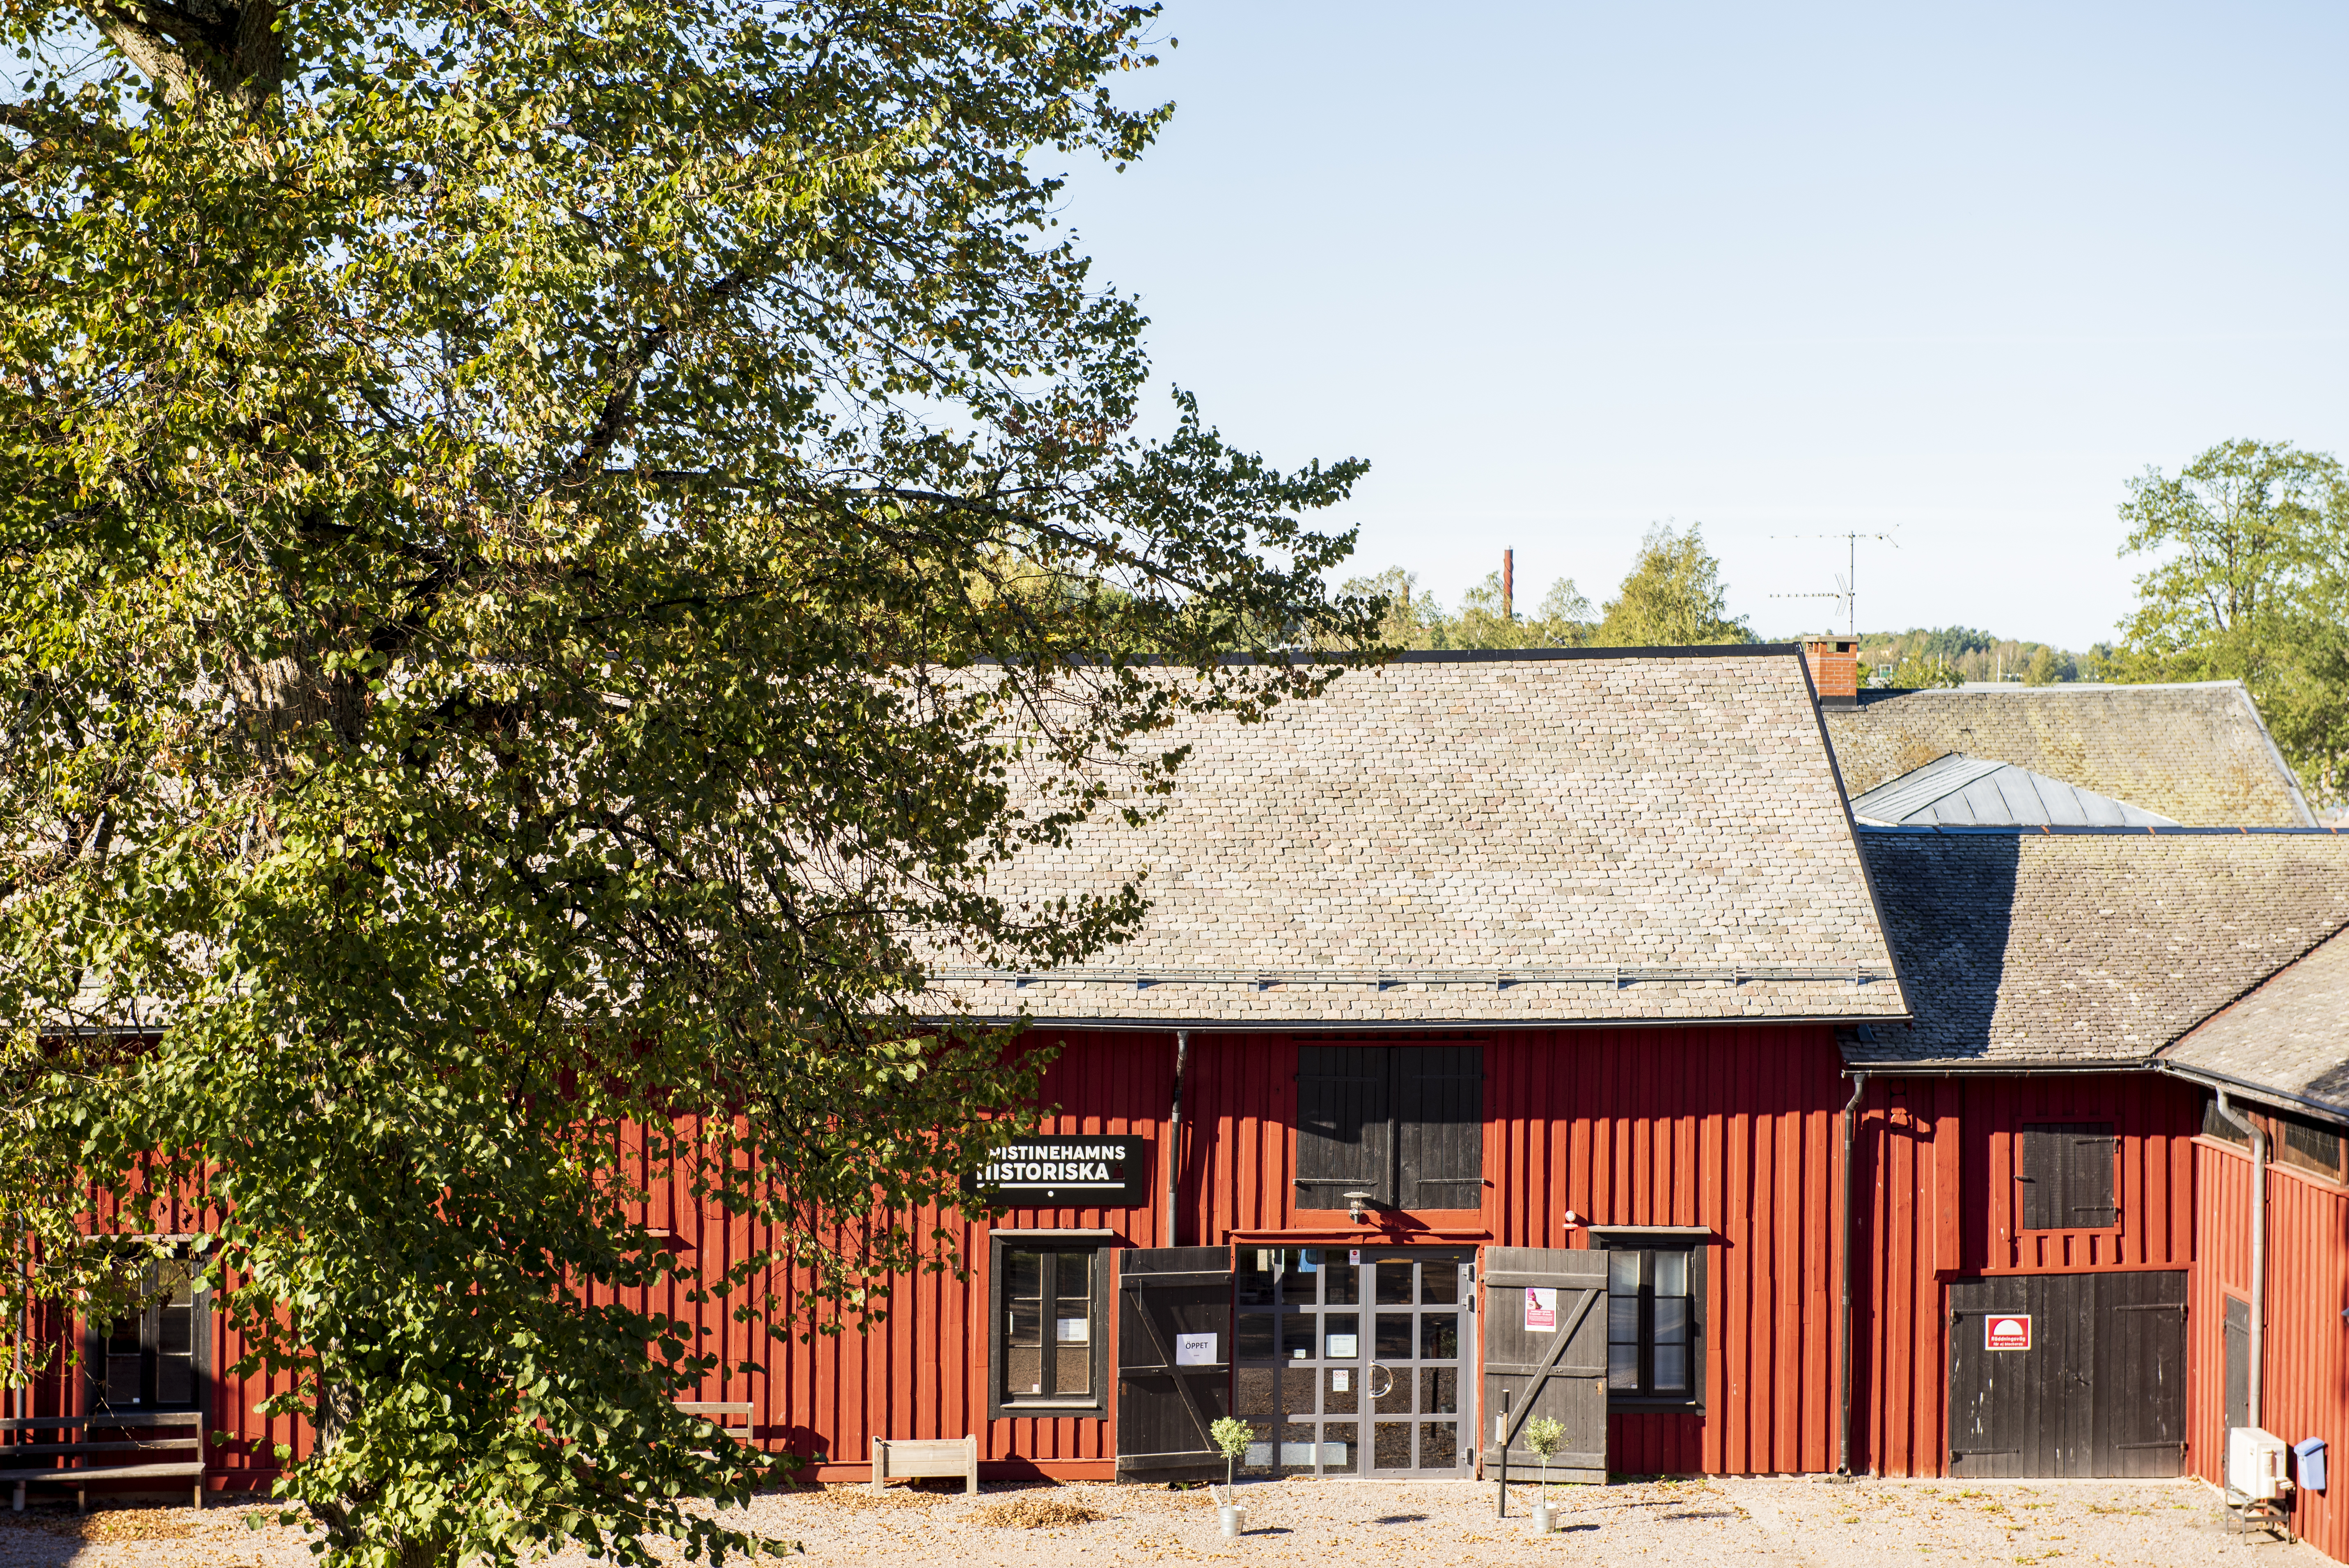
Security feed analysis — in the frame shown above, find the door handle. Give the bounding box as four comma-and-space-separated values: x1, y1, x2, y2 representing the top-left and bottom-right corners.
1368, 1364, 1395, 1401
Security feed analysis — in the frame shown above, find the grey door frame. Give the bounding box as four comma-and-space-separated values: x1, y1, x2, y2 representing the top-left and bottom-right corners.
1233, 1244, 1477, 1479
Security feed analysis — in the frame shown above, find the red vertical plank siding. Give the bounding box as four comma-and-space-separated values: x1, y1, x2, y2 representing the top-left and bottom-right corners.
69, 1024, 2285, 1498
1855, 1071, 2204, 1479
2191, 1138, 2349, 1564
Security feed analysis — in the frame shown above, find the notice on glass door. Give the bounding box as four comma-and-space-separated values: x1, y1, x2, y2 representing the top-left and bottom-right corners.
1525, 1287, 1558, 1332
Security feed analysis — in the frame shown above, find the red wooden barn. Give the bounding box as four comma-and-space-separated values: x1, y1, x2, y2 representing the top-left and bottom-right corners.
16, 644, 2349, 1558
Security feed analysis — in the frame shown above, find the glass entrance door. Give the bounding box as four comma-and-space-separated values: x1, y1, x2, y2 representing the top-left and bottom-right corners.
1233, 1246, 1474, 1479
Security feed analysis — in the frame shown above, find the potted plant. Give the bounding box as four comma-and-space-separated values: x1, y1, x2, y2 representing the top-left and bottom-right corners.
1209, 1417, 1254, 1539
1524, 1415, 1566, 1534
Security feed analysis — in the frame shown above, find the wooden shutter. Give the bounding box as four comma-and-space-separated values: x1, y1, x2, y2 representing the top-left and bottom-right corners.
1479, 1247, 1608, 1482
1398, 1047, 1483, 1209
2019, 1122, 2115, 1230
1115, 1248, 1233, 1481
1295, 1047, 1390, 1208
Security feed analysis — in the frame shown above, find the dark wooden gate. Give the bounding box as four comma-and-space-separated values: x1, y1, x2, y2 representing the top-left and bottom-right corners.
1478, 1247, 1606, 1484
1115, 1247, 1233, 1482
1947, 1271, 2186, 1478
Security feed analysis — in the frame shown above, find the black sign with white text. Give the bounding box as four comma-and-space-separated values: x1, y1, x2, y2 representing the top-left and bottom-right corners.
965, 1137, 1150, 1207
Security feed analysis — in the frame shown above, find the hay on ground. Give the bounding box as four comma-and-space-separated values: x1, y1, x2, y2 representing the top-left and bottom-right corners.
978, 1494, 1105, 1529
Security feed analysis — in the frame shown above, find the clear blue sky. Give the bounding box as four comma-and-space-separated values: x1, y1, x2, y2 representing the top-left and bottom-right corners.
1054, 2, 2349, 649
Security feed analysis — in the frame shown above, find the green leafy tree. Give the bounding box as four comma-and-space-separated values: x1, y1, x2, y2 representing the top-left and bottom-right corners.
0, 5, 1375, 1566
1451, 571, 1591, 649
2110, 439, 2349, 798
1209, 1415, 1254, 1505
1594, 524, 1754, 646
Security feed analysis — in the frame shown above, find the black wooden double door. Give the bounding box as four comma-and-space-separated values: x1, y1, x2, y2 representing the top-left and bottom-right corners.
1946, 1271, 2186, 1477
1233, 1245, 1474, 1477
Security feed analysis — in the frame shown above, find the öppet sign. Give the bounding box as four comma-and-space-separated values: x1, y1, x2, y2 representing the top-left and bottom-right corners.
1986, 1313, 2032, 1351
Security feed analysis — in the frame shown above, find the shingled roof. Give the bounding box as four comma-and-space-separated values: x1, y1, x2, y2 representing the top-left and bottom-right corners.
2163, 926, 2349, 1122
1822, 683, 2313, 827
1848, 828, 2349, 1066
926, 648, 1907, 1027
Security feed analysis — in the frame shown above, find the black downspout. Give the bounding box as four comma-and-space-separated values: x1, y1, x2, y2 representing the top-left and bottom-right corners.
1165, 1030, 1189, 1248
1838, 1070, 1868, 1476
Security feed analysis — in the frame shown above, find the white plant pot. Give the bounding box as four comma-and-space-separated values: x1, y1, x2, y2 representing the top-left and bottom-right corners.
1218, 1503, 1247, 1540
1531, 1501, 1554, 1534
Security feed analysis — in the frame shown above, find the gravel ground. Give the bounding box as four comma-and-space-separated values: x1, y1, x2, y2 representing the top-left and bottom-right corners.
0, 1475, 2325, 1567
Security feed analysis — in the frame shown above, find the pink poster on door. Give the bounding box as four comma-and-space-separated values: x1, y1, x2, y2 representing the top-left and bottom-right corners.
1525, 1287, 1558, 1331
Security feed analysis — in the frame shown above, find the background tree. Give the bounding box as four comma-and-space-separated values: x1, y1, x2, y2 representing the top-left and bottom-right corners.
1593, 524, 1755, 646
2108, 438, 2349, 800
1333, 566, 1588, 650
0, 4, 1375, 1565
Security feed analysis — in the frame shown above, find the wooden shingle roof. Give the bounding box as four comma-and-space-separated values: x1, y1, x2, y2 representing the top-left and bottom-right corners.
1822, 683, 2313, 827
1849, 828, 2349, 1066
927, 648, 1908, 1027
2163, 926, 2349, 1121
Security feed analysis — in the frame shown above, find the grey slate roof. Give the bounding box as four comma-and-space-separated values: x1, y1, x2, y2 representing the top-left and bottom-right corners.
2163, 927, 2349, 1121
1822, 683, 2313, 827
926, 649, 1907, 1027
1849, 753, 2177, 828
1848, 829, 2349, 1066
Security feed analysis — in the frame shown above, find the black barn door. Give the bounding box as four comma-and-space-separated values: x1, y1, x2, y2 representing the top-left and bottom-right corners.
1479, 1247, 1606, 1483
1947, 1271, 2184, 1477
1116, 1248, 1233, 1481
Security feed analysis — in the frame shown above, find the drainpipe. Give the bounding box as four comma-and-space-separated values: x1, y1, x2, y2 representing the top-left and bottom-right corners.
1165, 1031, 1189, 1249
2211, 1088, 2266, 1431
1838, 1071, 1868, 1476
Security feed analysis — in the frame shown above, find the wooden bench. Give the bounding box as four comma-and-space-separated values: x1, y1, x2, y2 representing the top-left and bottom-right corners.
676, 1401, 754, 1451
870, 1434, 978, 1495
0, 1412, 205, 1512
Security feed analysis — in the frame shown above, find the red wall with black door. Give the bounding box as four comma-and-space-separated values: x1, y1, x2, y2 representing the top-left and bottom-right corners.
1852, 1071, 2204, 1479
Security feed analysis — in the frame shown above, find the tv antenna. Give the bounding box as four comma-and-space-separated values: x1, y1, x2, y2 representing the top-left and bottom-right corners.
1768, 531, 1897, 639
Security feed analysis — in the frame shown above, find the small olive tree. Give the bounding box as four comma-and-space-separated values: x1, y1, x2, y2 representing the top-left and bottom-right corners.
1209, 1417, 1255, 1506
1523, 1415, 1566, 1508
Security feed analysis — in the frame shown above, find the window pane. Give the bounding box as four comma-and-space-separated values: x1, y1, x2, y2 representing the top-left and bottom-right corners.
1374, 1421, 1412, 1469
158, 1303, 194, 1357
1653, 1250, 1687, 1297
1006, 1302, 1041, 1347
1419, 1313, 1458, 1361
1376, 1261, 1413, 1304
1323, 1364, 1359, 1414
1653, 1345, 1688, 1392
1375, 1312, 1412, 1359
103, 1353, 143, 1406
1608, 1343, 1639, 1391
1608, 1295, 1640, 1344
1318, 1423, 1357, 1472
1005, 1249, 1042, 1304
1237, 1312, 1275, 1361
1654, 1297, 1689, 1345
1320, 1256, 1359, 1305
1284, 1312, 1318, 1360
1283, 1366, 1317, 1415
1420, 1420, 1458, 1469
1056, 1250, 1091, 1298
156, 1351, 193, 1405
1054, 1342, 1090, 1396
1238, 1248, 1278, 1306
1006, 1344, 1043, 1397
1322, 1312, 1359, 1360
1609, 1250, 1641, 1294
1373, 1363, 1413, 1414
1280, 1249, 1314, 1301
1236, 1368, 1277, 1416
1420, 1263, 1459, 1305
1420, 1365, 1459, 1414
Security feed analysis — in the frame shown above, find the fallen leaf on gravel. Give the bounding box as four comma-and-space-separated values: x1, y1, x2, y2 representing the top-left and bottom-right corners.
978, 1495, 1105, 1529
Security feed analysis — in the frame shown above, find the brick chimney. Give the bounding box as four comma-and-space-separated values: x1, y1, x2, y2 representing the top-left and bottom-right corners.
1803, 638, 1859, 708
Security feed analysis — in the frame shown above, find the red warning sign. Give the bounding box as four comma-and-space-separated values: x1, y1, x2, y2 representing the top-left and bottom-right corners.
1985, 1313, 2032, 1351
